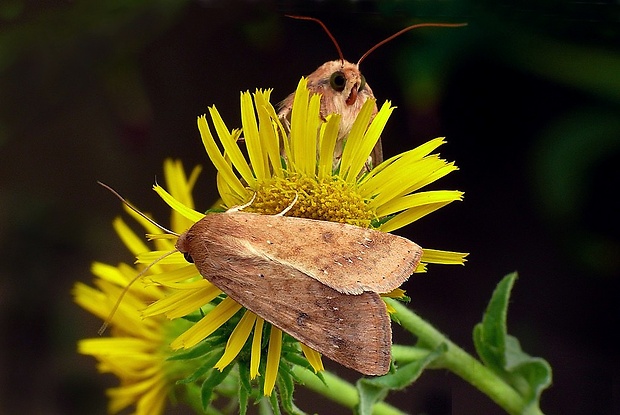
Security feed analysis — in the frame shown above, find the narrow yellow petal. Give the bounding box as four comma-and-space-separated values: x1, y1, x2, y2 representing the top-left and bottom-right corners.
340, 98, 376, 182
263, 326, 282, 396
145, 264, 199, 285
300, 343, 324, 373
197, 115, 248, 199
376, 190, 464, 217
254, 90, 284, 178
214, 311, 257, 370
142, 284, 221, 319
365, 156, 454, 208
170, 297, 242, 349
344, 100, 393, 180
358, 137, 448, 192
163, 160, 202, 234
208, 106, 256, 186
153, 184, 204, 223
379, 201, 455, 233
112, 217, 150, 257
250, 317, 265, 379
299, 93, 321, 175
136, 250, 186, 265
422, 249, 469, 265
217, 169, 246, 208
289, 78, 309, 171
318, 113, 341, 179
241, 91, 267, 180
382, 288, 407, 299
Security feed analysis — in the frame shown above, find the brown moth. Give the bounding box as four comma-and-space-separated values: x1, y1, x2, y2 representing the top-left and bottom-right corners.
278, 16, 467, 171
97, 182, 423, 375
175, 211, 423, 375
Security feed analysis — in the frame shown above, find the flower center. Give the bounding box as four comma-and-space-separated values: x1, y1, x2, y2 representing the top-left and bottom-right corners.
245, 173, 375, 228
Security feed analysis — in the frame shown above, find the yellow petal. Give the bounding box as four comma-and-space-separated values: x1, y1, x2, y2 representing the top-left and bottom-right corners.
263, 326, 282, 396
197, 115, 249, 199
153, 184, 204, 223
317, 113, 341, 180
376, 190, 464, 217
241, 91, 267, 180
422, 249, 469, 265
142, 284, 221, 319
208, 106, 256, 187
214, 311, 257, 370
250, 317, 265, 379
340, 98, 377, 182
170, 297, 242, 349
300, 343, 324, 373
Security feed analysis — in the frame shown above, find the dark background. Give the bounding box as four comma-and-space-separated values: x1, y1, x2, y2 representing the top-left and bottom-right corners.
1, 1, 618, 414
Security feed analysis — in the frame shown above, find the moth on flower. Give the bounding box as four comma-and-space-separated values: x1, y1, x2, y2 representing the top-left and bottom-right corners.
85, 76, 467, 412
277, 16, 467, 171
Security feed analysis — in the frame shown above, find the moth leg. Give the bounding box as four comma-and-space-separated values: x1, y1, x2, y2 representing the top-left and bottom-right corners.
275, 193, 299, 216
226, 193, 257, 213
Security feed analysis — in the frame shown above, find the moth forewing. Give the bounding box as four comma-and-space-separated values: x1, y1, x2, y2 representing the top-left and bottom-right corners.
185, 212, 422, 295
195, 257, 392, 375
175, 212, 423, 375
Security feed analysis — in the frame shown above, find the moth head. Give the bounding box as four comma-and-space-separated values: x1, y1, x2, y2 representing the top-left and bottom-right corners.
310, 60, 370, 108
175, 232, 194, 263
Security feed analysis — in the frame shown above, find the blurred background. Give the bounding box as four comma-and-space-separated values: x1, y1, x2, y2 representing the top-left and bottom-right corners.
1, 0, 618, 414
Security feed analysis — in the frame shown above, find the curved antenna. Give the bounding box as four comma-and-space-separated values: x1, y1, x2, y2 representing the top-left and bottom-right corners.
97, 181, 179, 237
97, 249, 178, 335
286, 15, 345, 65
357, 22, 468, 66
96, 181, 183, 334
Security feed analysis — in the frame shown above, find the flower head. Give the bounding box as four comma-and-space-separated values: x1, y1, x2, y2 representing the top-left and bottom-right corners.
141, 78, 466, 401
73, 164, 200, 414
77, 77, 467, 414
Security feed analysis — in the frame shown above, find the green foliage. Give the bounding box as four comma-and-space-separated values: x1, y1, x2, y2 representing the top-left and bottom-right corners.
473, 273, 552, 413
355, 344, 446, 415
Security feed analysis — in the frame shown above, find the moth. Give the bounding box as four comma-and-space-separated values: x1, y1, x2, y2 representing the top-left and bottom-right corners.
277, 16, 467, 171
176, 211, 423, 375
98, 183, 423, 375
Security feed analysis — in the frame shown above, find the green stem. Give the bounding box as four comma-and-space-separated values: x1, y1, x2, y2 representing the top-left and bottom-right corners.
291, 366, 406, 415
388, 300, 543, 415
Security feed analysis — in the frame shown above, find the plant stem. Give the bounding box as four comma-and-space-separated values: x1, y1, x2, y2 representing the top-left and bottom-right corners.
388, 299, 543, 415
291, 366, 407, 415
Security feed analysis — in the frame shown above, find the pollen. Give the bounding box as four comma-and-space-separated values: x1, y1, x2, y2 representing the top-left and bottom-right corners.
245, 173, 376, 227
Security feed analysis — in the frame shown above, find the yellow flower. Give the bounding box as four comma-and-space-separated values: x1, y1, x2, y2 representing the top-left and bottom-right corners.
73, 160, 201, 415
140, 77, 467, 399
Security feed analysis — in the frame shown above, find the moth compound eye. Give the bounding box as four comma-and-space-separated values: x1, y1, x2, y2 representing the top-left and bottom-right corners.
359, 74, 366, 91
330, 71, 346, 92
183, 252, 194, 264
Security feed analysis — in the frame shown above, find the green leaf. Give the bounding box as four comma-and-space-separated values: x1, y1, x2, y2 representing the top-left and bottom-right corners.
277, 366, 307, 415
177, 350, 223, 385
268, 390, 282, 415
168, 339, 225, 361
473, 272, 552, 412
201, 364, 235, 410
355, 344, 446, 415
238, 363, 251, 415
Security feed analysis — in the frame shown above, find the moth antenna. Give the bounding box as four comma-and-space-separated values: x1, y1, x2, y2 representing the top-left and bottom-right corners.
98, 249, 178, 335
286, 15, 345, 65
226, 193, 257, 213
357, 22, 468, 66
97, 181, 179, 237
276, 193, 299, 216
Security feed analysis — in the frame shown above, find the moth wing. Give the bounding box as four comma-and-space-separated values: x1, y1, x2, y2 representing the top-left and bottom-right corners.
224, 213, 422, 295
198, 256, 392, 376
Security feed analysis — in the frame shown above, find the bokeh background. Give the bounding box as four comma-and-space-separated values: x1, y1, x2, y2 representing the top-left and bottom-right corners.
1, 1, 618, 414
